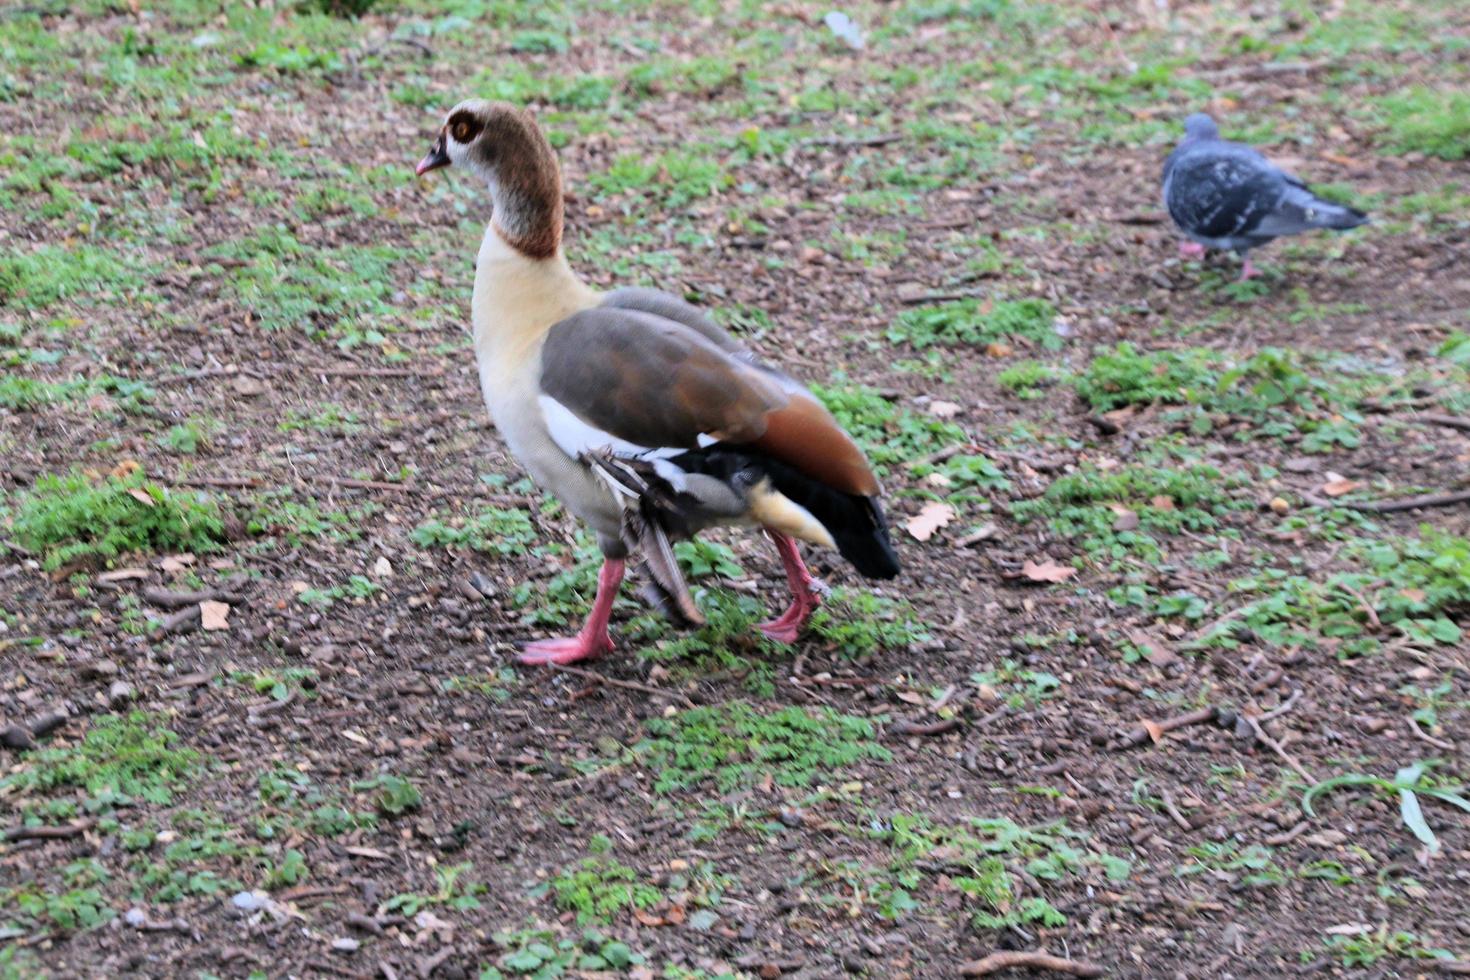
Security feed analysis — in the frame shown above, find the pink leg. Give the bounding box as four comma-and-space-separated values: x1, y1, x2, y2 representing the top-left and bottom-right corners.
1238, 256, 1260, 280
519, 558, 624, 665
756, 530, 821, 644
1178, 241, 1206, 260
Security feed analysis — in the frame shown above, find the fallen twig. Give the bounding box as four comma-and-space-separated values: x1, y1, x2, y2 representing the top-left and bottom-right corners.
1085, 414, 1120, 436
960, 950, 1106, 977
1111, 706, 1219, 750
174, 476, 261, 490
1243, 715, 1317, 783
887, 717, 962, 738
151, 604, 202, 638
330, 478, 419, 494
1199, 58, 1331, 81
1304, 489, 1470, 514
4, 819, 95, 842
799, 132, 902, 148
1414, 413, 1470, 433
1408, 716, 1455, 751
1256, 687, 1302, 725
549, 663, 696, 709
1264, 820, 1312, 847
1159, 789, 1195, 832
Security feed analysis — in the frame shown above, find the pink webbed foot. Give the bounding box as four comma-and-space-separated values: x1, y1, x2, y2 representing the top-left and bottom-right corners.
517, 557, 624, 667
757, 595, 819, 645
519, 633, 613, 666
756, 529, 822, 644
1178, 241, 1207, 261
1238, 257, 1260, 281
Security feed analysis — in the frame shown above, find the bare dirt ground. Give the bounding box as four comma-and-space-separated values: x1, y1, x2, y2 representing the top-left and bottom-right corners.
3, 1, 1470, 978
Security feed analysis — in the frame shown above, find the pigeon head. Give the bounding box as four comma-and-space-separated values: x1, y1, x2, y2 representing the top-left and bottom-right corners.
1182, 113, 1219, 141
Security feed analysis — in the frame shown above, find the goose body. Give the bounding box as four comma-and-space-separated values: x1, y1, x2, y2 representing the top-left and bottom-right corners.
417, 100, 899, 663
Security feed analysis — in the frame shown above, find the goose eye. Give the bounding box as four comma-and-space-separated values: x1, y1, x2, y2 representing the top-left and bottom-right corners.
452, 121, 472, 143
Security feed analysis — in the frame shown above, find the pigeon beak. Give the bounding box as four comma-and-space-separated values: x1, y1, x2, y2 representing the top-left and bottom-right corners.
415, 133, 450, 177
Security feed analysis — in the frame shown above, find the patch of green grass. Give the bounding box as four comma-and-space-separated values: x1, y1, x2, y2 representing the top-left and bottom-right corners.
1010, 463, 1239, 564
887, 297, 1058, 351
545, 839, 661, 925
226, 667, 318, 702
1376, 86, 1470, 160
875, 813, 1129, 934
0, 244, 147, 310
639, 703, 890, 794
246, 491, 376, 545
1176, 841, 1289, 888
382, 861, 485, 916
297, 574, 381, 608
1, 712, 198, 819
411, 506, 537, 556
352, 774, 422, 817
813, 381, 965, 473
9, 469, 226, 570
486, 926, 645, 977
2, 886, 114, 933
971, 659, 1061, 708
587, 147, 732, 210
808, 590, 930, 658
997, 359, 1063, 399
1313, 929, 1456, 968
1073, 343, 1214, 411
0, 373, 154, 412
1201, 527, 1470, 656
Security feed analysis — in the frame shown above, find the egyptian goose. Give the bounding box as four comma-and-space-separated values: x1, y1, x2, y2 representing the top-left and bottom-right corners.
415, 101, 899, 665
1163, 113, 1368, 280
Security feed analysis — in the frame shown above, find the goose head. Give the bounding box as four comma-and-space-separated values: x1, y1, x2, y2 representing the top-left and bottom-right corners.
416, 100, 564, 259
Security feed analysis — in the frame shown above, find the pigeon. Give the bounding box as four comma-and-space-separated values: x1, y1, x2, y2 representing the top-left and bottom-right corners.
1162, 113, 1368, 279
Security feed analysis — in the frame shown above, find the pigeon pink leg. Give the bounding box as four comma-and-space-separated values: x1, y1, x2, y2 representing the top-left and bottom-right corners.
519, 558, 624, 665
757, 530, 821, 644
1178, 241, 1207, 260
1239, 257, 1260, 280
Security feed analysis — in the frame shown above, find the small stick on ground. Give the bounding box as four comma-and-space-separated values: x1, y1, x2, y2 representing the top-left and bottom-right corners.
1265, 820, 1312, 847
4, 819, 95, 842
1256, 687, 1303, 724
1408, 716, 1455, 751
1159, 789, 1196, 832
887, 717, 962, 738
1415, 413, 1470, 433
960, 950, 1106, 977
1304, 490, 1470, 514
1243, 715, 1317, 783
549, 663, 696, 709
1111, 706, 1219, 750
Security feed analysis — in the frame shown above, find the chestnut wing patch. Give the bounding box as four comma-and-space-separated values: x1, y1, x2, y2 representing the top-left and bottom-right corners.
541, 308, 785, 451
540, 307, 882, 498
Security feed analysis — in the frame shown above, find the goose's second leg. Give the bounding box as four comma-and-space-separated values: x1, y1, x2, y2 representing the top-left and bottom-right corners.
1178, 241, 1207, 260
757, 529, 821, 644
520, 558, 624, 665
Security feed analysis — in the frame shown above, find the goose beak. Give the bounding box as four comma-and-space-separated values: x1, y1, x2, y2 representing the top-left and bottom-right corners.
415, 134, 450, 177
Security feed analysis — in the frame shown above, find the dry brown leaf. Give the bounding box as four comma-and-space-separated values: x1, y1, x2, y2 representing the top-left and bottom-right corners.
1400, 587, 1427, 603
110, 459, 141, 479
1021, 558, 1076, 583
127, 488, 156, 507
985, 342, 1012, 358
928, 400, 962, 419
1140, 719, 1164, 744
1321, 479, 1360, 497
97, 568, 150, 584
633, 908, 665, 927
1108, 504, 1139, 531
232, 375, 266, 397
199, 600, 230, 631
1150, 495, 1176, 511
159, 554, 195, 574
906, 500, 956, 542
